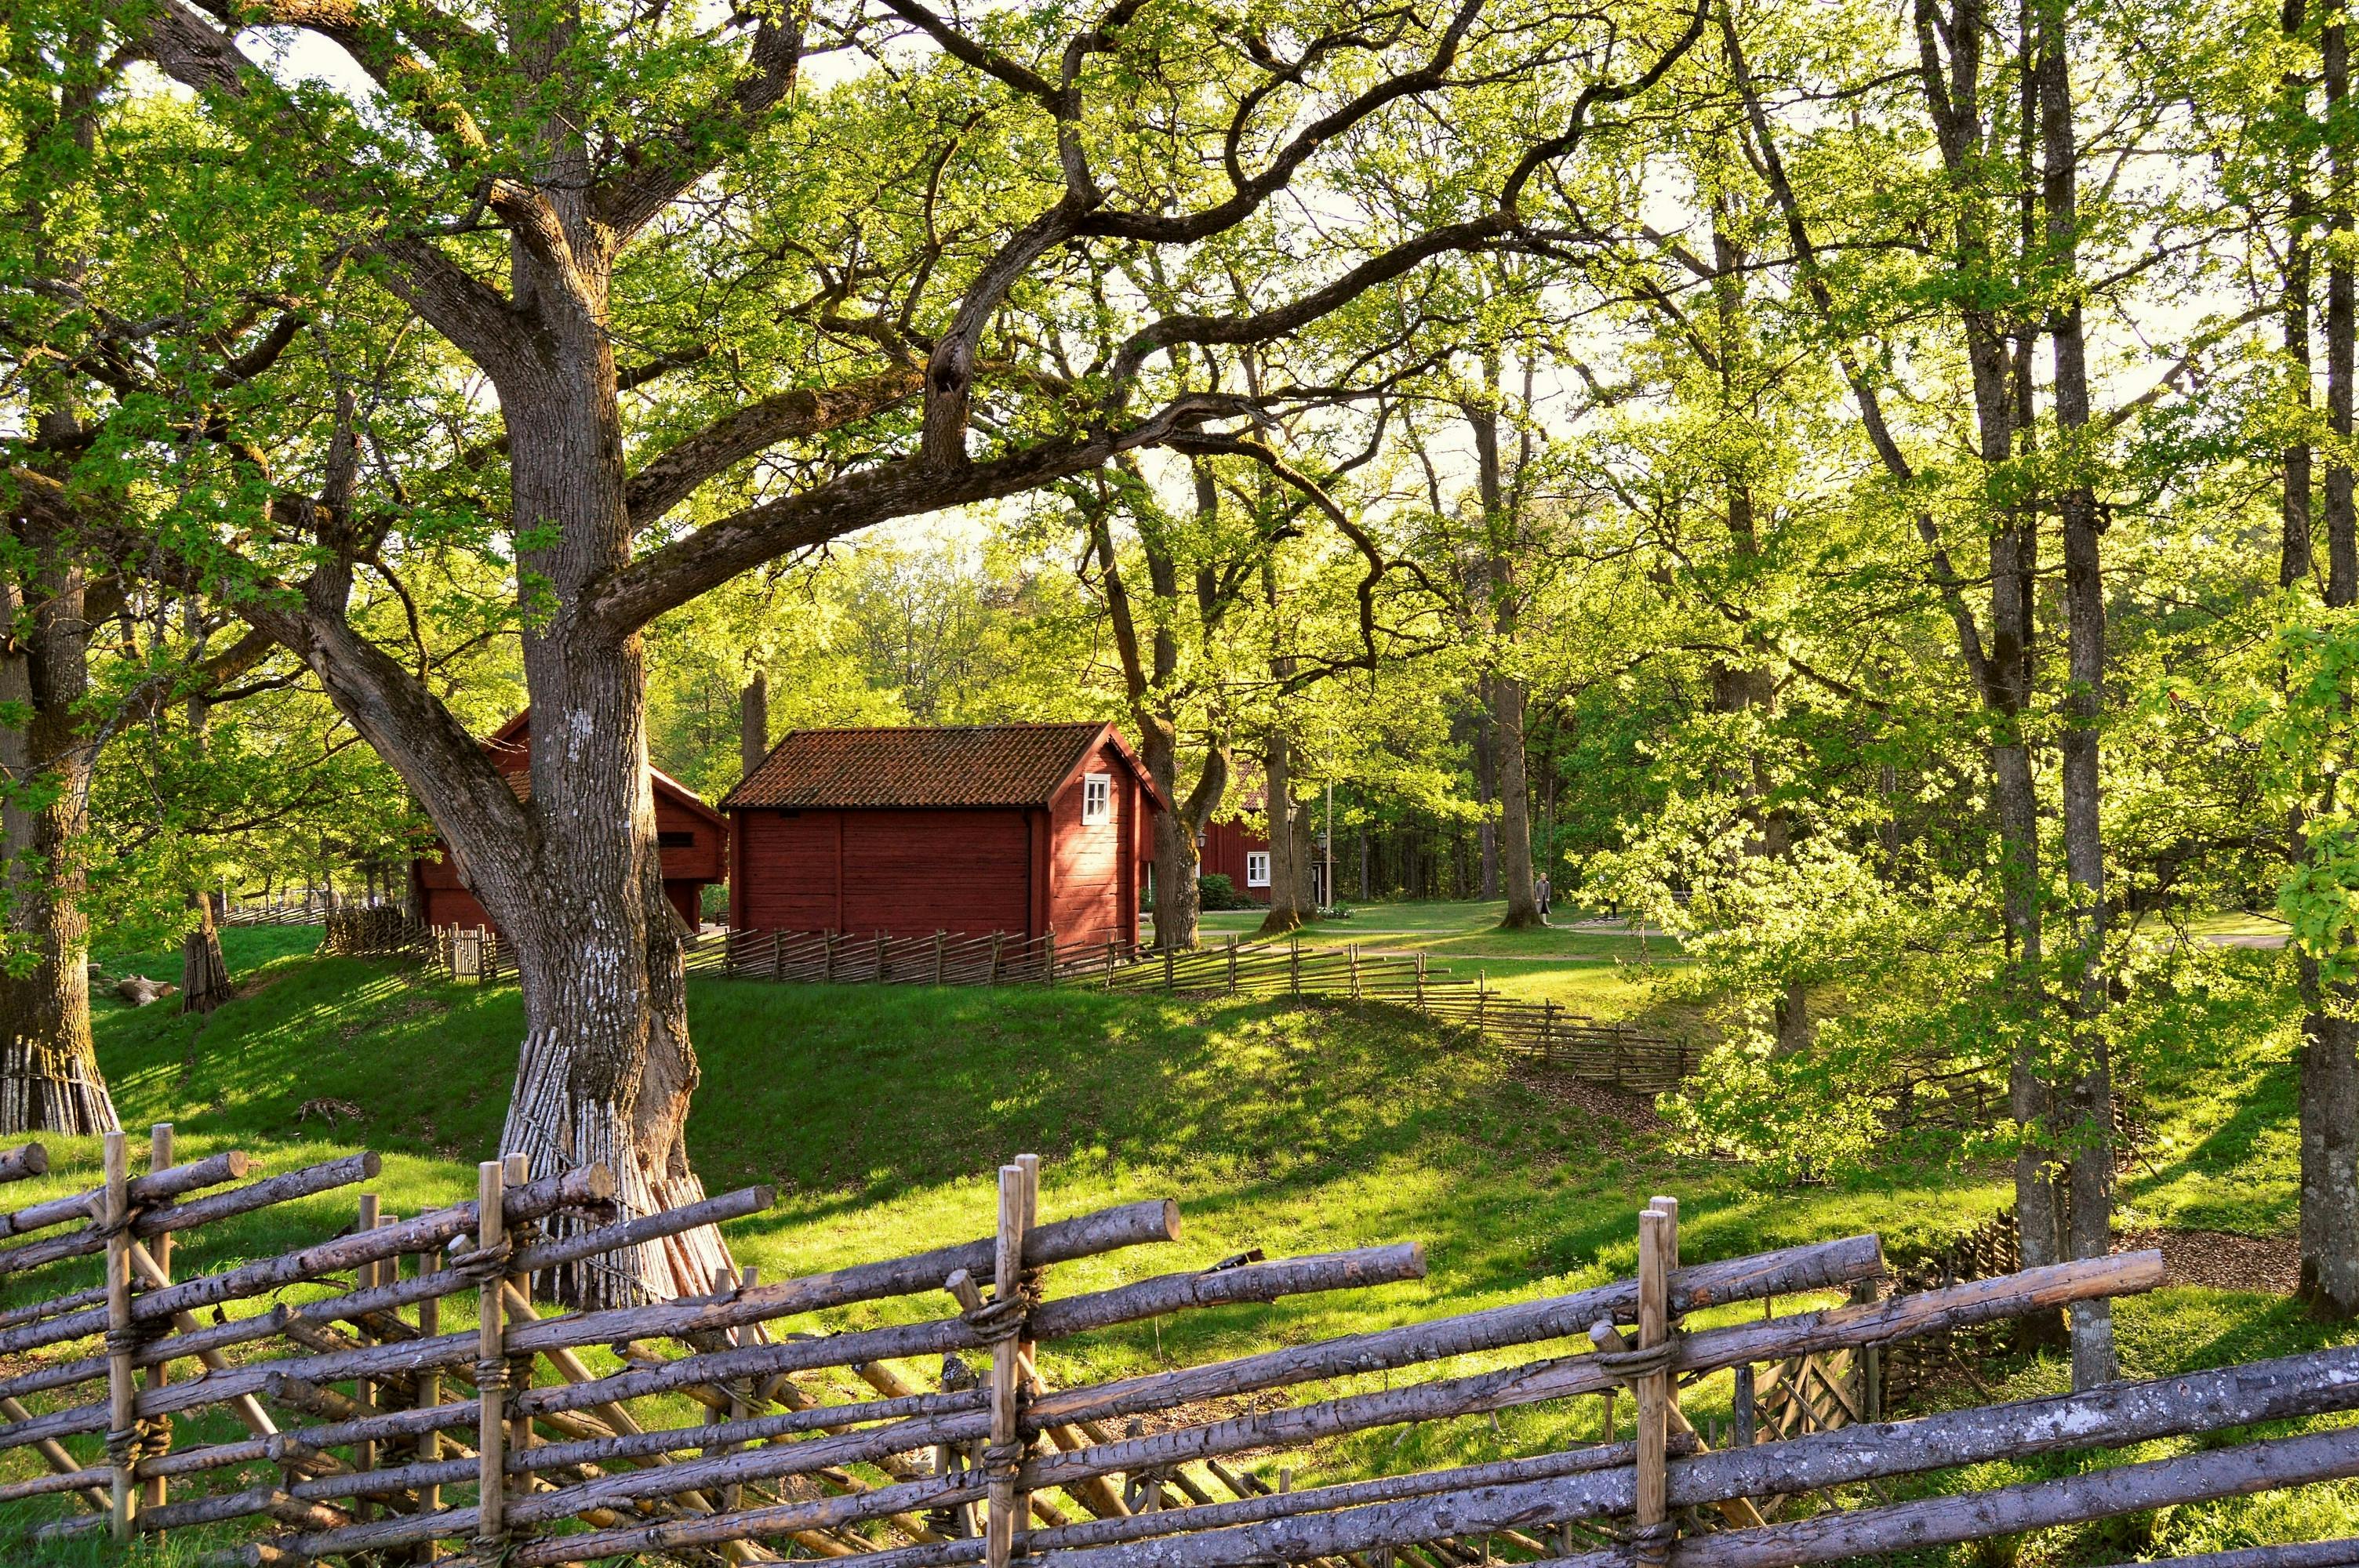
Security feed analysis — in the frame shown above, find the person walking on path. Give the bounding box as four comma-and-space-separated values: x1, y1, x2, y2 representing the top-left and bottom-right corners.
1534, 871, 1552, 922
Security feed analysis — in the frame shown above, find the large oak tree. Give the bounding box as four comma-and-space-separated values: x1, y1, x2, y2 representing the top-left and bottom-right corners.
91, 0, 1710, 1299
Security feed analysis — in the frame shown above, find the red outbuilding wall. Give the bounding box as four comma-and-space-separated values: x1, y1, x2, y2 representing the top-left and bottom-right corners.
411, 711, 727, 935
1198, 817, 1271, 904
725, 722, 1157, 949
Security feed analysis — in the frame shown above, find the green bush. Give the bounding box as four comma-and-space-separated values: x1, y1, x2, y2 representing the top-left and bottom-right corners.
1198, 873, 1251, 910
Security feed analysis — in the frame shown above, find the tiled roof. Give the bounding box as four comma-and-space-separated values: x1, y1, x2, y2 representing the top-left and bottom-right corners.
724, 723, 1123, 810
479, 710, 728, 826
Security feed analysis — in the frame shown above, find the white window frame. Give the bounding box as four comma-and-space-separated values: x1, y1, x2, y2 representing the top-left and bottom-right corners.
1245, 851, 1270, 888
1081, 772, 1112, 825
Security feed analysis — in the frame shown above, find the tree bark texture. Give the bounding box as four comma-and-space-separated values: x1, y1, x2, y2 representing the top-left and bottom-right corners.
1088, 466, 1234, 952
1463, 367, 1542, 930
2295, 11, 2359, 1323
181, 637, 231, 1014
0, 561, 118, 1137
2040, 5, 2118, 1386
489, 374, 729, 1305
1258, 734, 1307, 935
180, 894, 231, 1016
740, 668, 769, 784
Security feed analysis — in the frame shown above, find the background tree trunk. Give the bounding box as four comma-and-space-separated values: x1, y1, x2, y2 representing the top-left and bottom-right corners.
183, 614, 231, 1014
1494, 677, 1541, 927
1258, 733, 1308, 934
181, 893, 231, 1015
2041, 6, 2119, 1388
740, 667, 769, 782
2299, 5, 2359, 1323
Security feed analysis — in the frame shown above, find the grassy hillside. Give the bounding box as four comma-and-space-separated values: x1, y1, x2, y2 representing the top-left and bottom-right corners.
0, 920, 2345, 1561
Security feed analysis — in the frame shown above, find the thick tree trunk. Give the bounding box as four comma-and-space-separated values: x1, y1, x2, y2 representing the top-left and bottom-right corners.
0, 566, 117, 1136
467, 373, 732, 1305
2300, 11, 2359, 1323
182, 628, 231, 1014
1143, 723, 1229, 953
1474, 713, 1499, 902
1258, 734, 1308, 935
740, 667, 769, 782
1461, 366, 1540, 930
1495, 677, 1541, 927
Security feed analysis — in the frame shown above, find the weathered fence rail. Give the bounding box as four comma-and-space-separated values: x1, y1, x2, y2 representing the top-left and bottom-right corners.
0, 1134, 2348, 1568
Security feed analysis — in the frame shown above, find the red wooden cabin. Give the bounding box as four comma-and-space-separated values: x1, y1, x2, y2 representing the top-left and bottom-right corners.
723, 722, 1164, 949
1197, 816, 1274, 904
410, 710, 730, 933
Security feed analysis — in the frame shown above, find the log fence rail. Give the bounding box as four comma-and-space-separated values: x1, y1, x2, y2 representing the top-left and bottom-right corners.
0, 1134, 2346, 1568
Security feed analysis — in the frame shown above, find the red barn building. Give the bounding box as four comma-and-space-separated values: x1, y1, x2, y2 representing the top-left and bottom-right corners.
723, 722, 1163, 948
410, 711, 729, 933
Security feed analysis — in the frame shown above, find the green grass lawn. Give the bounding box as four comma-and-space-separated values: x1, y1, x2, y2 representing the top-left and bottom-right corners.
0, 924, 2345, 1562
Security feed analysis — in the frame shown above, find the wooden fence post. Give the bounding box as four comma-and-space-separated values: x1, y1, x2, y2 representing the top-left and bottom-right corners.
1349, 945, 1361, 1000
1634, 1200, 1674, 1566
1227, 936, 1239, 993
475, 1158, 508, 1552
355, 1190, 381, 1520
101, 1129, 136, 1542
503, 1152, 533, 1467
990, 931, 1005, 983
1106, 938, 1118, 984
770, 929, 783, 978
985, 1161, 1033, 1568
144, 1123, 172, 1519
823, 931, 836, 984
1732, 1361, 1756, 1446
419, 1240, 443, 1559
1164, 944, 1176, 992
1044, 931, 1056, 987
1415, 952, 1427, 1009
876, 931, 889, 982
1290, 936, 1301, 996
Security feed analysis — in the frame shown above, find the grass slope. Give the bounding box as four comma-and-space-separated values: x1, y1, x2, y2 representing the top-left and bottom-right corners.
0, 922, 2343, 1562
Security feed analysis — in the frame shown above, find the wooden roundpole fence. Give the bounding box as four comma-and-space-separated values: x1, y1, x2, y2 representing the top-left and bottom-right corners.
355, 1189, 381, 1522
1634, 1200, 1672, 1567
144, 1123, 172, 1520
503, 1152, 533, 1468
100, 1130, 136, 1541
984, 1161, 1031, 1568
474, 1158, 507, 1551
420, 1238, 443, 1560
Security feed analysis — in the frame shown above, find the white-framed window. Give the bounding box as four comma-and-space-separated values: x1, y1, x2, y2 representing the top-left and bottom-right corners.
1245, 851, 1270, 887
1081, 773, 1111, 825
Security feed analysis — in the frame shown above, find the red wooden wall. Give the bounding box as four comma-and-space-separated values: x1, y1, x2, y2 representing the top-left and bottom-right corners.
1197, 817, 1271, 904
412, 736, 725, 934
729, 731, 1146, 946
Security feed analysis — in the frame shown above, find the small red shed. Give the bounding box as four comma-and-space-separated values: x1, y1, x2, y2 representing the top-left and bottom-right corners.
723, 722, 1164, 948
410, 710, 730, 933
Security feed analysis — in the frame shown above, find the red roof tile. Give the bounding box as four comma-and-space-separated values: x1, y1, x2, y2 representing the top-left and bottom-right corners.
725, 723, 1154, 810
